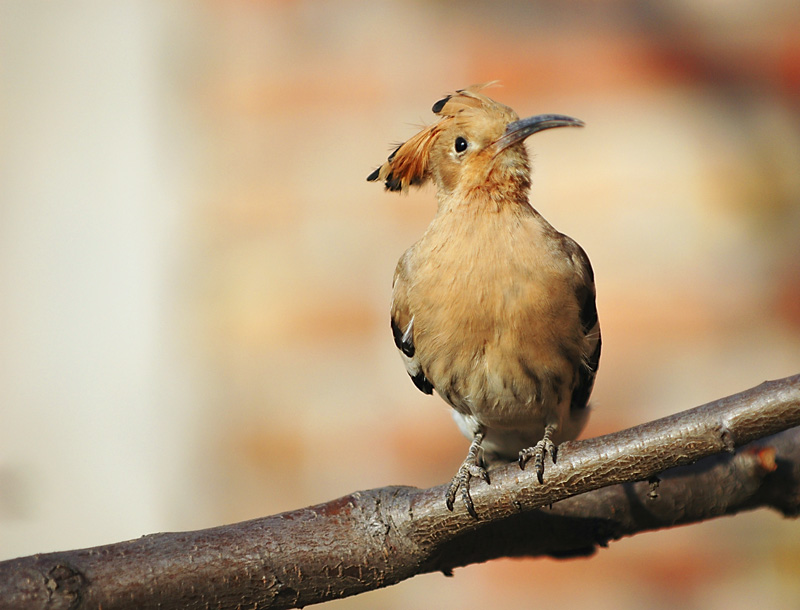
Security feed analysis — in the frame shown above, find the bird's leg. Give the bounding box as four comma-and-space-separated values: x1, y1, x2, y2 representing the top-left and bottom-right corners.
445, 431, 489, 518
518, 423, 558, 484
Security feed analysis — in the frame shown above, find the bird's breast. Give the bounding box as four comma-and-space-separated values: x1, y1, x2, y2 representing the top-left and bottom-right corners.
397, 209, 582, 432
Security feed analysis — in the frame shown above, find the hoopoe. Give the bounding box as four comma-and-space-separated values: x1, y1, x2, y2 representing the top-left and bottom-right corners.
368, 84, 600, 517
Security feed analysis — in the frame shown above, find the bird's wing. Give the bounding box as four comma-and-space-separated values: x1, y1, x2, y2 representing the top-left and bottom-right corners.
563, 237, 601, 413
391, 254, 433, 395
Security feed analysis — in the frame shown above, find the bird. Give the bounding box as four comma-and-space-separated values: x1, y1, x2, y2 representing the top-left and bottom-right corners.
367, 84, 600, 517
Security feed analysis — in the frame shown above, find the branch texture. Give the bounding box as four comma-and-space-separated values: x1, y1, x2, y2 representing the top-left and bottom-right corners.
1, 374, 799, 610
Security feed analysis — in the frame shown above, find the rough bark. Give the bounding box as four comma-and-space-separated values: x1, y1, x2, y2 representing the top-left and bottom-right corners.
1, 374, 798, 610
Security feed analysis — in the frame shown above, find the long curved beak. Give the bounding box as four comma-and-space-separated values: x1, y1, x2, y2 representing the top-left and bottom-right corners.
495, 114, 584, 151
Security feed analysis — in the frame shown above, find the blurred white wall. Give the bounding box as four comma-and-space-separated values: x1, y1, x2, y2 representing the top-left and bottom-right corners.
0, 1, 199, 556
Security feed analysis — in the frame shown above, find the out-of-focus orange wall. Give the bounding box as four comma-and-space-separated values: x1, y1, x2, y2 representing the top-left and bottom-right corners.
2, 1, 799, 608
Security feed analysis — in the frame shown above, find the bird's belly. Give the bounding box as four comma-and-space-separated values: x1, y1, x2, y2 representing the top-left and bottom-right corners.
405, 239, 583, 448
425, 326, 573, 429
450, 409, 551, 461
439, 362, 558, 424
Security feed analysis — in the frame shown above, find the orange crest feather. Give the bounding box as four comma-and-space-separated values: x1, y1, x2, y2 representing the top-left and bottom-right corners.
431, 82, 499, 117
367, 122, 443, 192
366, 83, 500, 192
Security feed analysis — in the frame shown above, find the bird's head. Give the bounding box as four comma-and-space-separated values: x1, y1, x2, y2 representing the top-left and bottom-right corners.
367, 84, 583, 205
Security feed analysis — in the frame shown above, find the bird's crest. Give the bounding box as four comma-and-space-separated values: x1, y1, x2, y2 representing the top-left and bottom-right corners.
367, 83, 503, 192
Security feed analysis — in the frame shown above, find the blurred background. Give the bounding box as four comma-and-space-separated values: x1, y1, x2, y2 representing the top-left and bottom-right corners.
1, 1, 800, 608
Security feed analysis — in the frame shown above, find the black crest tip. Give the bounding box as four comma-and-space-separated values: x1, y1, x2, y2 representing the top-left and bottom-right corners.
385, 172, 403, 192
387, 143, 402, 162
431, 95, 451, 114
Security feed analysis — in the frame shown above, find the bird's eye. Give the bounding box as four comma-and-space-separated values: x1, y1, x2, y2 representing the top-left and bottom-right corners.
454, 137, 468, 153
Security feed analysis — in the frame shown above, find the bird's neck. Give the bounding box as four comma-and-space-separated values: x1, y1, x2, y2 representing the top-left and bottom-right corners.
437, 149, 534, 213
438, 172, 533, 214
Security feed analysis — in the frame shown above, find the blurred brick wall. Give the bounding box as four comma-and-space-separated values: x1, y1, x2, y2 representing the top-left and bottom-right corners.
185, 3, 800, 608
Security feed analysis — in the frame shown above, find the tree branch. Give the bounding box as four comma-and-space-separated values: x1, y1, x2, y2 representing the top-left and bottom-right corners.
1, 374, 799, 610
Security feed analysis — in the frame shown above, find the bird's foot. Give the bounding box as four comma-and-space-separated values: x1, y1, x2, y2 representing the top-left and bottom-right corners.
518, 424, 558, 483
445, 432, 488, 518
445, 460, 489, 519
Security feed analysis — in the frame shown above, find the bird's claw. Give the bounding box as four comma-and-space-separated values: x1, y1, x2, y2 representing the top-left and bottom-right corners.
445, 460, 489, 518
518, 437, 557, 484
